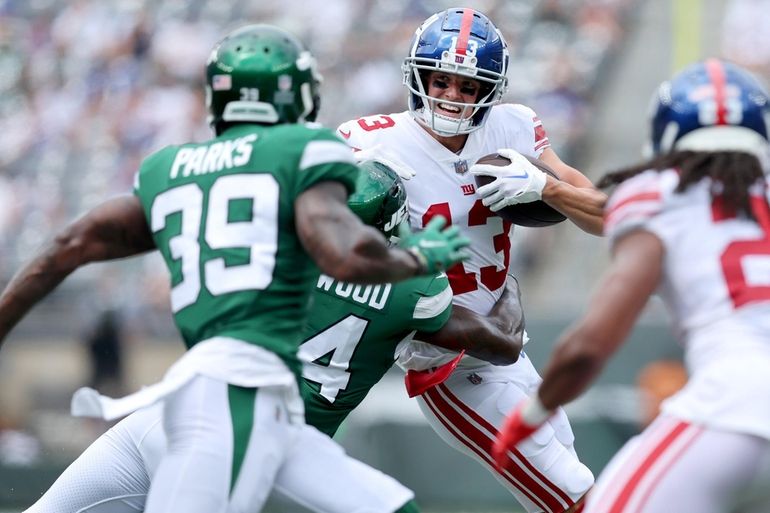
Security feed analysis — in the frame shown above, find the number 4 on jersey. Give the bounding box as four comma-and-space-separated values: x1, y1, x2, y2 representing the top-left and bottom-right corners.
299, 315, 369, 403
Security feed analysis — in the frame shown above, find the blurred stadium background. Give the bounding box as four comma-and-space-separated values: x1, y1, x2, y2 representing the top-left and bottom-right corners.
1, 0, 769, 511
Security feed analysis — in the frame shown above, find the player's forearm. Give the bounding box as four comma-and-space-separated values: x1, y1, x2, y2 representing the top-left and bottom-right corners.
537, 215, 663, 412
0, 237, 79, 343
297, 184, 422, 283
541, 178, 606, 235
327, 231, 421, 284
0, 204, 152, 345
463, 316, 522, 364
489, 277, 524, 337
303, 217, 420, 283
536, 327, 609, 410
420, 305, 521, 365
472, 278, 526, 363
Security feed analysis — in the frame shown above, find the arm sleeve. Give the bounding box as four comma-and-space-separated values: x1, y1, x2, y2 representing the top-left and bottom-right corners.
531, 113, 550, 157
296, 129, 359, 196
132, 145, 177, 213
497, 104, 551, 158
336, 118, 363, 151
605, 169, 672, 248
409, 273, 453, 333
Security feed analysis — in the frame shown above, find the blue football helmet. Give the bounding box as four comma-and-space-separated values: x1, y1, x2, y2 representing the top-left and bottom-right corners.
647, 59, 770, 163
402, 8, 509, 136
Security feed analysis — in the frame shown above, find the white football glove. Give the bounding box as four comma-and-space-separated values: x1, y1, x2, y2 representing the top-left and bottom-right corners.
470, 148, 547, 211
353, 145, 417, 180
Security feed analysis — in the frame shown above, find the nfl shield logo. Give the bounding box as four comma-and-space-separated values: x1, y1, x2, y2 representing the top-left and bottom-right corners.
212, 74, 232, 91
454, 160, 469, 175
278, 74, 293, 91
467, 372, 483, 385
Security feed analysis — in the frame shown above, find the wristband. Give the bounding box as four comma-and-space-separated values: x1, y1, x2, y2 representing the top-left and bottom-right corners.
520, 395, 552, 426
405, 248, 427, 275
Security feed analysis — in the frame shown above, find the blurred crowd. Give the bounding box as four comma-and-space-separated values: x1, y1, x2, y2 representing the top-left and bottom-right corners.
0, 0, 635, 338
721, 0, 770, 79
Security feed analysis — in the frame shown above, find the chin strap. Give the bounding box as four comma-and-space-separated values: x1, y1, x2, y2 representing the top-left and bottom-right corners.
417, 107, 475, 137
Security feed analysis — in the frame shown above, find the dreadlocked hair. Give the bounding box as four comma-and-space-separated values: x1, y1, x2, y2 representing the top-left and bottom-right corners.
598, 151, 767, 219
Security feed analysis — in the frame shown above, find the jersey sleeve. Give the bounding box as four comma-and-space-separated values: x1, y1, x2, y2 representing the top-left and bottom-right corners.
336, 114, 402, 152
336, 117, 381, 154
409, 272, 453, 333
132, 145, 178, 210
604, 169, 669, 247
336, 119, 360, 149
296, 128, 359, 195
530, 111, 551, 156
495, 104, 551, 158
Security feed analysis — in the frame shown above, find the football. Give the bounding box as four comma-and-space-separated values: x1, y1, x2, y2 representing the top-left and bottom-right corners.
474, 153, 567, 227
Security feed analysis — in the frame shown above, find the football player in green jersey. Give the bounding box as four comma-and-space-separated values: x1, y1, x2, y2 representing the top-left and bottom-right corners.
17, 157, 524, 513
0, 25, 470, 513
301, 158, 525, 437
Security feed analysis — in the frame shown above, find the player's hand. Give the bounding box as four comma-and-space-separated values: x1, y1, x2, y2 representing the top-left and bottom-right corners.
353, 145, 417, 180
492, 395, 553, 470
471, 148, 547, 211
399, 216, 470, 274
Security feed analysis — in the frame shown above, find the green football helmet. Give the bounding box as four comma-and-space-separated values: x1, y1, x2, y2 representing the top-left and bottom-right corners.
205, 24, 322, 134
349, 160, 410, 241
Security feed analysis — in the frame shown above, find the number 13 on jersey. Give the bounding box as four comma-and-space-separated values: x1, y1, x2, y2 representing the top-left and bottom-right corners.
423, 200, 512, 294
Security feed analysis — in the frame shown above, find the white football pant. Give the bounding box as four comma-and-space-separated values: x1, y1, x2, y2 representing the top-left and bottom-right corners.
585, 415, 770, 513
417, 354, 594, 513
26, 374, 412, 513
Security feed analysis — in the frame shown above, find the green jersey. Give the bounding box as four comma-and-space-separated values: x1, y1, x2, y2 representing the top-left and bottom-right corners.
300, 272, 452, 436
133, 124, 358, 378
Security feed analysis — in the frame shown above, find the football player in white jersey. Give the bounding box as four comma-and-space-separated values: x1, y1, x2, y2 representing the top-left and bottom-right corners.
493, 59, 770, 513
337, 8, 602, 513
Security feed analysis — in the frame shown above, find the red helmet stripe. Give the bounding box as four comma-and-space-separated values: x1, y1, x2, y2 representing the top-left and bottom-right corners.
705, 58, 728, 125
455, 9, 475, 55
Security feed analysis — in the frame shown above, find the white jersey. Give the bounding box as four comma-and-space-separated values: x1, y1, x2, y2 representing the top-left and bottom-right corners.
338, 105, 550, 369
605, 169, 770, 438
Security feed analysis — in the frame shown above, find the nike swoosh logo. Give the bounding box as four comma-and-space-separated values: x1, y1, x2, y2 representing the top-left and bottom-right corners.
506, 171, 529, 179
339, 129, 351, 139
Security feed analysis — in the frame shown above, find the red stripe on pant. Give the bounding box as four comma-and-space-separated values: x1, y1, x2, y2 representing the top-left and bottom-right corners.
606, 421, 691, 513
424, 386, 569, 513
421, 389, 552, 512
438, 383, 574, 506
633, 424, 702, 513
